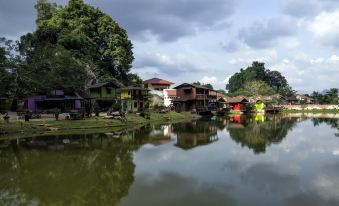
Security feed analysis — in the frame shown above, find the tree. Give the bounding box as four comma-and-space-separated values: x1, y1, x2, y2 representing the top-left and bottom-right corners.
226, 61, 289, 94
193, 81, 214, 90
19, 0, 135, 92
236, 80, 275, 97
311, 88, 338, 104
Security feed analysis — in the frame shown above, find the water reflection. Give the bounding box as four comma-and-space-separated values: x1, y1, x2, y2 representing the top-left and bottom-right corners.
0, 114, 338, 206
0, 134, 135, 206
312, 118, 339, 137
174, 120, 219, 149
226, 114, 297, 154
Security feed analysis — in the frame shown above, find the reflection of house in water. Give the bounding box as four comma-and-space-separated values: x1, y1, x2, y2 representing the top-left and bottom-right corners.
174, 120, 219, 149
149, 125, 174, 146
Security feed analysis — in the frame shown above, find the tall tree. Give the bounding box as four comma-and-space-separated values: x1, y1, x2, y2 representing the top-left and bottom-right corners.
226, 61, 289, 94
19, 0, 135, 93
235, 80, 275, 97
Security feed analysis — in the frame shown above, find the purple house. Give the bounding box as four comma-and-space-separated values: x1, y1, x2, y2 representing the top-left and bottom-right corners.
25, 90, 84, 113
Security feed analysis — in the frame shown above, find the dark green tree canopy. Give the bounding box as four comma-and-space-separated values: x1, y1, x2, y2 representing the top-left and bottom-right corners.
226, 61, 289, 94
193, 81, 214, 90
20, 0, 135, 92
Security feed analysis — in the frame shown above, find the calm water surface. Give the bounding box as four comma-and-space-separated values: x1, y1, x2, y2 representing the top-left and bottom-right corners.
0, 114, 339, 206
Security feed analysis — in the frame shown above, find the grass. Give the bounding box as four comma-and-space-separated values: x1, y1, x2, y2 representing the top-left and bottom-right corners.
0, 112, 195, 139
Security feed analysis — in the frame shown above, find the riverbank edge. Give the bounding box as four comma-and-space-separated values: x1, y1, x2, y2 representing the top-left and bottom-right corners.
0, 112, 199, 139
282, 109, 339, 114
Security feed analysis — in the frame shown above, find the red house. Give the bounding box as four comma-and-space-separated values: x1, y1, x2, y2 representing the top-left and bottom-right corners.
226, 96, 250, 112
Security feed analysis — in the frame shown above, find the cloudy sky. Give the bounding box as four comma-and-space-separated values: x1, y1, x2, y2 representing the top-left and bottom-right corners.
1, 0, 338, 93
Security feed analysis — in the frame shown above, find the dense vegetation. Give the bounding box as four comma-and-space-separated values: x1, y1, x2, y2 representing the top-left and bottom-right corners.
226, 61, 293, 96
0, 0, 139, 99
311, 88, 338, 104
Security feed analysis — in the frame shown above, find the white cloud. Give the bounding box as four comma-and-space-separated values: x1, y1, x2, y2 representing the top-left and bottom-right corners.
201, 76, 218, 84
309, 9, 339, 48
330, 55, 339, 61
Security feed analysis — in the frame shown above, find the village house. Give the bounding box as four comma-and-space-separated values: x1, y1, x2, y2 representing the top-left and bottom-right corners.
120, 86, 148, 113
225, 96, 250, 112
144, 78, 174, 91
284, 93, 314, 104
144, 77, 176, 108
25, 89, 85, 113
173, 83, 218, 113
88, 82, 121, 111
163, 89, 177, 107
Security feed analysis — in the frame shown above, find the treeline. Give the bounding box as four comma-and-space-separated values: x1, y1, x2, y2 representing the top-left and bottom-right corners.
0, 0, 140, 100
311, 89, 338, 104
226, 62, 293, 97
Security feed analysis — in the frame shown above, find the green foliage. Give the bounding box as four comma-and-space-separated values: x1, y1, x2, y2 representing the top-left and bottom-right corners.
226, 61, 289, 94
312, 88, 338, 104
16, 0, 136, 95
217, 89, 227, 95
232, 80, 275, 97
193, 81, 214, 89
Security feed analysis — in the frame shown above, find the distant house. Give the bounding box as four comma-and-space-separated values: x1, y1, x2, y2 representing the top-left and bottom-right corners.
226, 96, 250, 112
173, 83, 217, 113
88, 82, 121, 110
164, 89, 177, 107
144, 78, 174, 91
120, 86, 148, 113
284, 93, 314, 104
25, 90, 84, 113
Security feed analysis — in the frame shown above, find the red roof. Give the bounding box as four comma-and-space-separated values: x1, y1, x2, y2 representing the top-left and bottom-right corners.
165, 89, 177, 96
144, 78, 174, 85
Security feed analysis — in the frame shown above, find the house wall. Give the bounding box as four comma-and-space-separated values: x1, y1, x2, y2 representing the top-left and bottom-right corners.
121, 90, 132, 99
176, 87, 196, 101
90, 87, 116, 98
27, 96, 45, 113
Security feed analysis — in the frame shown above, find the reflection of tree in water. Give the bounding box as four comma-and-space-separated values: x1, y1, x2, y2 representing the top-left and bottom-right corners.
227, 115, 297, 154
312, 118, 339, 137
173, 120, 219, 149
0, 134, 135, 206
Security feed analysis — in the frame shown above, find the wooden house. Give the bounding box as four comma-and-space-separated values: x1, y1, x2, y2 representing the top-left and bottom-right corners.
226, 96, 250, 112
25, 90, 84, 113
120, 86, 149, 113
173, 83, 218, 113
88, 82, 121, 110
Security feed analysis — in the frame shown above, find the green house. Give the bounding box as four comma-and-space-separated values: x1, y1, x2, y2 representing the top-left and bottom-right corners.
88, 82, 121, 111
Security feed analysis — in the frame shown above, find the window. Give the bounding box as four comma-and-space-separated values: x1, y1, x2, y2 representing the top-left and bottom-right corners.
107, 88, 111, 94
184, 89, 192, 94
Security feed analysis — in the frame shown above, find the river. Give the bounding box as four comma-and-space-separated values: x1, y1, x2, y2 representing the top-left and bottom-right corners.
0, 114, 338, 206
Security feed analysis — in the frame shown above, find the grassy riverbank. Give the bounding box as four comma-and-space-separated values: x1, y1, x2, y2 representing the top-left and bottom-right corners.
282, 109, 339, 114
0, 112, 196, 139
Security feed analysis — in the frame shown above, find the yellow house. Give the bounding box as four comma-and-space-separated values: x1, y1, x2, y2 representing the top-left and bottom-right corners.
120, 87, 148, 113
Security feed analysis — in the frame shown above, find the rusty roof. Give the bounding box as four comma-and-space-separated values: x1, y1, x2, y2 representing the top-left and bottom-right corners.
144, 78, 174, 85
